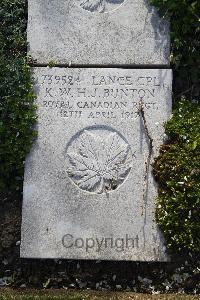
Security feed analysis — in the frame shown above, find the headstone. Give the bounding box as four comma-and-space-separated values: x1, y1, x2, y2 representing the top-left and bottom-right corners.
21, 0, 172, 261
28, 0, 170, 65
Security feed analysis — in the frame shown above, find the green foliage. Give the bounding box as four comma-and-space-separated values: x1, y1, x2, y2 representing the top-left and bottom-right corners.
0, 0, 27, 58
153, 100, 200, 253
150, 0, 200, 99
48, 60, 57, 68
0, 0, 36, 190
150, 0, 200, 254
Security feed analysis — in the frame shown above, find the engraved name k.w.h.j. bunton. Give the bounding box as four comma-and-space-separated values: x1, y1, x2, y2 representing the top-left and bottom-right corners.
66, 127, 133, 194
77, 0, 125, 13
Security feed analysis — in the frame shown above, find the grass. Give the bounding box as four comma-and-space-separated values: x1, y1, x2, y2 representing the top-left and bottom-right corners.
0, 289, 199, 300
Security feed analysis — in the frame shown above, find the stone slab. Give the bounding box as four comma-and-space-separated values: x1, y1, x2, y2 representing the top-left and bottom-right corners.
28, 0, 170, 65
21, 67, 172, 261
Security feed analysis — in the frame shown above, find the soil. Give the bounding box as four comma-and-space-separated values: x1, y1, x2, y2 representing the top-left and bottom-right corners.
0, 190, 199, 294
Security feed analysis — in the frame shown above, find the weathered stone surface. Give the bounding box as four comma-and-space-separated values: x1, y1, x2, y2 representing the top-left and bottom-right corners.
28, 0, 170, 65
21, 67, 172, 261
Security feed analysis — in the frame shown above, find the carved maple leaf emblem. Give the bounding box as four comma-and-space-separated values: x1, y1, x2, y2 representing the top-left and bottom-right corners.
66, 129, 132, 194
79, 0, 124, 13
